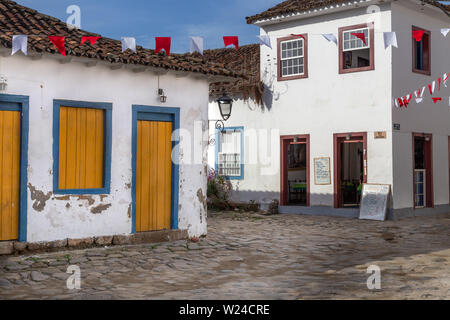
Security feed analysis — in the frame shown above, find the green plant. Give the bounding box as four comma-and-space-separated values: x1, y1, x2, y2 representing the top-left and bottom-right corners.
207, 169, 233, 210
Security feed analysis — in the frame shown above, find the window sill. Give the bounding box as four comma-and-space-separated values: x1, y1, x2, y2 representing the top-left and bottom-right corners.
277, 73, 308, 82
53, 188, 110, 195
339, 65, 374, 74
412, 68, 431, 76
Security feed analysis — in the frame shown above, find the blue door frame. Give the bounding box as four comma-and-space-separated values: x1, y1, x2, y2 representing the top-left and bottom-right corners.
131, 105, 180, 233
0, 94, 29, 242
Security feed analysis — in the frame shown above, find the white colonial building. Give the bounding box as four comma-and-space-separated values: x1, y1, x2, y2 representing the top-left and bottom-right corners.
208, 0, 450, 219
0, 0, 238, 246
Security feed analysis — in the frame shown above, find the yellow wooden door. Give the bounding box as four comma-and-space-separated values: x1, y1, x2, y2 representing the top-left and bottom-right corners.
136, 120, 172, 232
0, 110, 21, 241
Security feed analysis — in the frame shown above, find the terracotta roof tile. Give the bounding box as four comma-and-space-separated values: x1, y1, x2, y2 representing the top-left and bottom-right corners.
197, 44, 263, 103
246, 0, 450, 24
0, 0, 241, 78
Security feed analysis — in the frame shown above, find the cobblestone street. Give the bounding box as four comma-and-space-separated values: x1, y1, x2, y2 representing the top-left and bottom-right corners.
1, 212, 449, 300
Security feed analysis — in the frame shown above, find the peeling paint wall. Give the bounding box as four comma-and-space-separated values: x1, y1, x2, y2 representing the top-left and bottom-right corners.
1, 53, 209, 242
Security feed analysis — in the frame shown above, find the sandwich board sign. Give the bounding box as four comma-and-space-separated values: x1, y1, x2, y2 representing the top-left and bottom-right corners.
359, 184, 391, 221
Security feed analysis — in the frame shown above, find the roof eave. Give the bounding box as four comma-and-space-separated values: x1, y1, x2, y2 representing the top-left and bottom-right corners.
249, 0, 383, 26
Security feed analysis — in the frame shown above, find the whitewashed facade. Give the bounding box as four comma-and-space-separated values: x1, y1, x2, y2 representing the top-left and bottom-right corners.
208, 0, 450, 218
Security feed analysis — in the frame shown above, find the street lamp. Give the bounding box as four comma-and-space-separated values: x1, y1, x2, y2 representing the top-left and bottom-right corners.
216, 93, 233, 121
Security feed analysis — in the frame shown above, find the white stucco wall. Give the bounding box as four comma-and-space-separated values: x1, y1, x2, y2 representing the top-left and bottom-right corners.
0, 52, 210, 242
209, 3, 394, 208
391, 1, 450, 209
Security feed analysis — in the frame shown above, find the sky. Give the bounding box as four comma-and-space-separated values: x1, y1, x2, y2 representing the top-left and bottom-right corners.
15, 0, 280, 53
15, 0, 450, 53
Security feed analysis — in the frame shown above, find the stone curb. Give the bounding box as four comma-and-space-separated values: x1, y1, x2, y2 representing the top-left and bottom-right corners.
0, 229, 189, 256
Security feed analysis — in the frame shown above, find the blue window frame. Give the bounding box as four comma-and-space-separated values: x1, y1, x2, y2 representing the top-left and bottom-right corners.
52, 99, 112, 195
215, 126, 244, 180
131, 105, 180, 233
0, 94, 29, 242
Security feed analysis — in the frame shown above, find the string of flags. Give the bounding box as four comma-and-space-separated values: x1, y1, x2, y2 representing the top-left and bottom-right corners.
395, 72, 449, 108
6, 27, 450, 57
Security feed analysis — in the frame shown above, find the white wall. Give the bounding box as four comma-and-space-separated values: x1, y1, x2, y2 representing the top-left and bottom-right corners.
0, 53, 210, 242
391, 0, 450, 209
209, 4, 394, 207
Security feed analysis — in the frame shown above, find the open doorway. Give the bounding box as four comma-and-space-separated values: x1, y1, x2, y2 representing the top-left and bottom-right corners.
280, 135, 310, 206
334, 133, 367, 208
413, 133, 433, 208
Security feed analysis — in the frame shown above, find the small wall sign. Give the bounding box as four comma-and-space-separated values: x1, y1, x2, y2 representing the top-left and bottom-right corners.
393, 123, 401, 131
374, 131, 386, 139
314, 157, 331, 185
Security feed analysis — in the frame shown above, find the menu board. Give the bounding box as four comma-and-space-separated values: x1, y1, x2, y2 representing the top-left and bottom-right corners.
314, 157, 331, 185
359, 184, 391, 221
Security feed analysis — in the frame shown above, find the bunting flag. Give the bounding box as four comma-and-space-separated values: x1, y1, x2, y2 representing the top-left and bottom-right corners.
415, 86, 426, 103
155, 37, 171, 55
383, 32, 397, 49
322, 33, 337, 45
438, 77, 441, 91
121, 37, 136, 53
432, 97, 442, 104
257, 35, 272, 48
48, 36, 65, 56
190, 36, 204, 55
441, 28, 450, 37
444, 73, 449, 87
291, 34, 306, 40
428, 81, 436, 95
223, 36, 239, 50
81, 36, 101, 45
12, 35, 28, 55
395, 98, 403, 108
402, 94, 412, 108
351, 32, 366, 45
412, 30, 425, 42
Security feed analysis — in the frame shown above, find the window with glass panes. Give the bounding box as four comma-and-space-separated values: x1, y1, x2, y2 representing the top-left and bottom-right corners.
342, 28, 369, 51
280, 38, 304, 77
217, 129, 243, 178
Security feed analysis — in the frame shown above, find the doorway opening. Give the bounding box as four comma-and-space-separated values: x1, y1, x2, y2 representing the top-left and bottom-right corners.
334, 133, 367, 208
413, 133, 433, 208
280, 135, 310, 206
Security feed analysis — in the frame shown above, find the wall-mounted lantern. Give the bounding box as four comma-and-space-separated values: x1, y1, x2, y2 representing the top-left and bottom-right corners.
216, 93, 233, 121
158, 88, 167, 103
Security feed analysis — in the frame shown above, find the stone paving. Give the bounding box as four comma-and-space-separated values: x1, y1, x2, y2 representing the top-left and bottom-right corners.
0, 211, 449, 300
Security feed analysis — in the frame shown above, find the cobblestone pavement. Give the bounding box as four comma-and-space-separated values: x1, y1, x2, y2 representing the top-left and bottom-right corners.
1, 212, 450, 300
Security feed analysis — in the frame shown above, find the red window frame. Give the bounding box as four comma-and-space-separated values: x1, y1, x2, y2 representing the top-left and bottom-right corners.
412, 26, 431, 76
277, 34, 308, 81
338, 22, 375, 74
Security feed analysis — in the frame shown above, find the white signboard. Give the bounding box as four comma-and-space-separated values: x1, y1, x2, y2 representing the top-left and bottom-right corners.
314, 157, 331, 185
359, 184, 391, 221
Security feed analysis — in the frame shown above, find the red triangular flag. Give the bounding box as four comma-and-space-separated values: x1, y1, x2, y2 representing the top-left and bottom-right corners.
49, 36, 65, 56
223, 36, 239, 50
155, 37, 171, 55
438, 77, 441, 91
290, 34, 306, 40
432, 97, 442, 104
412, 30, 425, 42
81, 36, 101, 45
402, 94, 412, 108
351, 32, 366, 45
397, 98, 404, 108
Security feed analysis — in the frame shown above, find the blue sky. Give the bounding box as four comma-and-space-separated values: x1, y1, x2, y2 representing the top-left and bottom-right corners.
16, 0, 450, 53
16, 0, 280, 53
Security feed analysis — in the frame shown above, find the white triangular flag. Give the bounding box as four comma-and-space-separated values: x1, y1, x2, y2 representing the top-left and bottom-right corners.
257, 35, 272, 49
383, 32, 398, 49
322, 33, 337, 45
443, 73, 449, 87
441, 28, 450, 37
394, 99, 399, 108
415, 86, 426, 103
429, 81, 436, 95
190, 36, 204, 55
12, 35, 28, 55
121, 37, 136, 53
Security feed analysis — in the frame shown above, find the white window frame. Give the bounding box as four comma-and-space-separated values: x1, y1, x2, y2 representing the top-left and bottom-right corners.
342, 27, 370, 52
280, 38, 305, 77
217, 128, 243, 179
